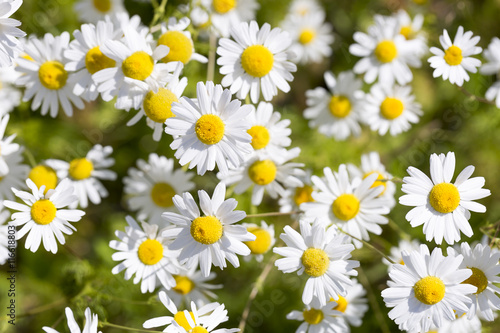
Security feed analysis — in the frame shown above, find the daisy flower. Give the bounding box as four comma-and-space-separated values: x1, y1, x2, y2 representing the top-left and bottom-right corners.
0, 203, 12, 265
109, 216, 180, 293
363, 83, 423, 136
0, 149, 29, 201
201, 0, 259, 37
46, 144, 117, 209
330, 278, 368, 330
385, 239, 421, 266
162, 182, 255, 277
0, 114, 20, 176
43, 307, 101, 333
480, 37, 500, 107
304, 71, 363, 140
28, 164, 59, 195
74, 0, 126, 24
0, 0, 25, 68
428, 26, 482, 87
274, 219, 359, 306
286, 297, 347, 333
288, 0, 322, 17
165, 81, 253, 176
0, 65, 22, 114
172, 301, 238, 333
399, 152, 491, 245
278, 169, 315, 213
4, 178, 85, 254
16, 32, 85, 118
217, 20, 297, 103
381, 244, 476, 333
123, 153, 195, 226
242, 220, 275, 262
393, 9, 427, 58
432, 314, 482, 333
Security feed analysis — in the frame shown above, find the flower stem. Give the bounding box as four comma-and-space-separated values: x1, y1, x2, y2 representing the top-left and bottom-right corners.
339, 228, 395, 264
16, 298, 66, 318
458, 86, 495, 105
207, 32, 216, 82
101, 321, 164, 333
150, 0, 168, 28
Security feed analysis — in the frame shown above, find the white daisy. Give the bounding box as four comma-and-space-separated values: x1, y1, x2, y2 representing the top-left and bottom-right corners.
385, 239, 421, 266
109, 216, 180, 293
217, 20, 297, 103
480, 37, 500, 107
46, 144, 117, 209
399, 152, 491, 245
0, 202, 12, 265
242, 220, 275, 262
286, 297, 347, 333
393, 9, 427, 58
330, 278, 368, 330
43, 307, 101, 333
74, 0, 126, 24
432, 314, 482, 333
288, 0, 322, 17
428, 26, 482, 87
278, 169, 315, 213
123, 153, 195, 226
165, 81, 253, 176
201, 0, 259, 37
274, 219, 359, 306
172, 301, 238, 333
162, 182, 255, 277
0, 149, 29, 201
304, 71, 363, 140
381, 244, 476, 333
0, 65, 22, 114
0, 114, 20, 176
28, 164, 59, 195
0, 0, 25, 68
4, 178, 85, 254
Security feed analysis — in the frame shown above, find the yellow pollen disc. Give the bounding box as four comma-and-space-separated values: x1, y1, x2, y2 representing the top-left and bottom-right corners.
400, 26, 412, 40
190, 216, 223, 245
399, 259, 405, 265
301, 248, 329, 277
93, 0, 111, 12
328, 95, 352, 118
374, 40, 398, 63
329, 295, 348, 313
195, 114, 225, 145
122, 51, 154, 80
244, 227, 272, 255
294, 185, 315, 206
173, 311, 195, 331
69, 158, 94, 180
85, 46, 116, 75
413, 276, 445, 305
158, 31, 193, 64
28, 165, 58, 194
38, 61, 68, 90
241, 45, 274, 78
302, 308, 324, 325
380, 97, 404, 120
462, 267, 488, 294
137, 239, 164, 265
363, 171, 387, 194
248, 160, 277, 186
213, 0, 236, 14
332, 194, 360, 221
150, 182, 176, 208
173, 275, 195, 295
444, 45, 463, 66
247, 125, 270, 150
299, 29, 316, 44
429, 183, 460, 214
31, 199, 57, 225
143, 88, 178, 123
192, 327, 208, 333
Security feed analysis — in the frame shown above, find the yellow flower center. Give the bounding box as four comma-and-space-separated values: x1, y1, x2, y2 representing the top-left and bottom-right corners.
248, 160, 277, 186
28, 165, 58, 195
299, 29, 316, 44
294, 185, 315, 206
413, 276, 445, 305
93, 0, 111, 12
302, 308, 324, 325
244, 227, 272, 255
328, 95, 352, 118
247, 125, 270, 150
195, 114, 225, 145
122, 51, 154, 80
173, 275, 195, 295
38, 61, 68, 90
400, 26, 412, 39
31, 199, 57, 225
374, 40, 398, 63
85, 46, 116, 75
301, 248, 329, 277
143, 88, 178, 123
363, 171, 387, 194
330, 295, 348, 313
444, 45, 463, 66
190, 216, 223, 245
241, 45, 274, 78
213, 0, 236, 14
174, 311, 195, 331
69, 158, 94, 180
380, 97, 404, 120
429, 183, 460, 214
332, 194, 360, 221
150, 182, 176, 208
137, 239, 164, 265
158, 31, 193, 64
192, 327, 208, 333
463, 267, 488, 294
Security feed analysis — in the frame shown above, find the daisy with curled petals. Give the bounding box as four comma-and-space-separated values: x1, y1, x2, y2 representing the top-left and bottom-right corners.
381, 244, 476, 333
274, 219, 359, 306
123, 153, 195, 226
480, 37, 500, 107
162, 182, 255, 277
287, 296, 347, 333
330, 278, 368, 330
428, 26, 482, 87
0, 0, 25, 68
201, 0, 259, 38
304, 71, 363, 141
0, 149, 29, 201
109, 216, 179, 293
172, 301, 238, 333
217, 20, 297, 103
46, 145, 117, 209
74, 0, 126, 24
4, 178, 85, 254
242, 221, 275, 262
0, 202, 13, 265
399, 152, 490, 245
43, 307, 101, 333
0, 114, 20, 176
16, 32, 85, 118
165, 81, 253, 176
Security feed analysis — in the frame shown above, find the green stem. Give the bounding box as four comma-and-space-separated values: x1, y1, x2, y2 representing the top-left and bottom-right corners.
339, 228, 395, 264
458, 86, 495, 105
16, 298, 66, 319
207, 32, 216, 82
101, 322, 164, 333
150, 0, 168, 28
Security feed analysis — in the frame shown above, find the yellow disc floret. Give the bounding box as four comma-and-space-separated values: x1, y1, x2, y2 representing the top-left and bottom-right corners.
241, 45, 274, 78
31, 199, 57, 225
413, 276, 446, 305
69, 158, 94, 180
137, 239, 164, 265
380, 97, 404, 120
299, 29, 316, 45
244, 227, 272, 254
93, 0, 111, 12
192, 327, 208, 333
429, 183, 460, 214
85, 46, 116, 75
122, 51, 154, 80
173, 275, 195, 295
444, 45, 463, 66
248, 160, 277, 185
302, 308, 324, 325
301, 248, 329, 277
247, 125, 270, 150
331, 295, 348, 313
190, 216, 223, 245
332, 194, 360, 221
463, 267, 488, 294
158, 31, 193, 64
213, 0, 236, 14
38, 61, 68, 90
174, 311, 195, 331
28, 165, 58, 194
400, 26, 412, 40
329, 95, 352, 118
150, 182, 176, 208
143, 88, 178, 123
294, 185, 315, 206
363, 171, 387, 194
195, 114, 225, 145
374, 40, 398, 63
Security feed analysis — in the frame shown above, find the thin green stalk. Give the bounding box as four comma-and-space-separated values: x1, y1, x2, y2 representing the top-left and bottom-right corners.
207, 32, 217, 82
339, 228, 395, 264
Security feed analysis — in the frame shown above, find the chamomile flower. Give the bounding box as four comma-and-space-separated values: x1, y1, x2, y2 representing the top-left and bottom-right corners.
0, 0, 25, 68
330, 279, 368, 330
202, 0, 259, 37
381, 245, 476, 333
74, 0, 126, 24
278, 169, 315, 213
399, 152, 491, 245
46, 145, 117, 209
274, 219, 359, 306
480, 37, 500, 107
386, 239, 421, 266
162, 182, 255, 277
286, 297, 347, 333
433, 314, 482, 333
428, 26, 482, 87
217, 20, 297, 103
172, 301, 237, 333
0, 114, 20, 176
4, 178, 85, 254
288, 0, 322, 17
16, 32, 85, 118
242, 221, 275, 262
393, 10, 427, 58
0, 203, 12, 265
43, 307, 101, 333
123, 153, 195, 226
0, 65, 22, 114
304, 71, 363, 140
363, 83, 423, 136
0, 149, 29, 201
165, 81, 253, 176
109, 216, 179, 293
28, 164, 59, 195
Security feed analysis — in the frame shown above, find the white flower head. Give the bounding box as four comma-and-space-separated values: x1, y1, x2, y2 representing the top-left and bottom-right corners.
0, 114, 20, 176
0, 202, 13, 265
331, 278, 369, 329
393, 9, 427, 57
43, 307, 101, 333
241, 220, 275, 262
286, 296, 348, 333
480, 37, 500, 107
172, 300, 238, 333
278, 169, 315, 213
0, 0, 25, 68
74, 0, 126, 24
0, 65, 22, 114
385, 239, 421, 267
0, 149, 29, 201
202, 0, 259, 38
